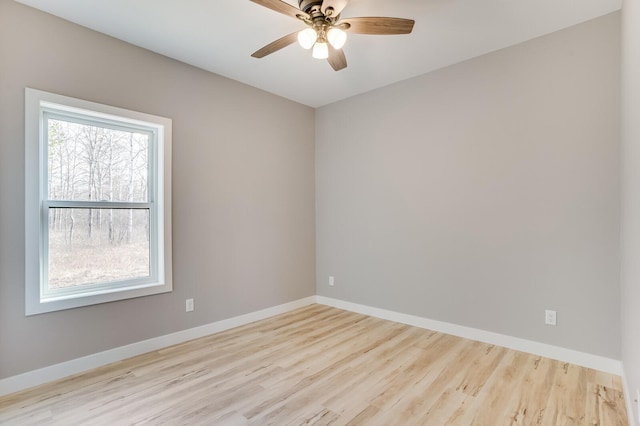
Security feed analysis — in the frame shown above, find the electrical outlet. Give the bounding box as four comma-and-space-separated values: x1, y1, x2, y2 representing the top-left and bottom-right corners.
329, 276, 335, 286
186, 298, 194, 312
545, 309, 557, 326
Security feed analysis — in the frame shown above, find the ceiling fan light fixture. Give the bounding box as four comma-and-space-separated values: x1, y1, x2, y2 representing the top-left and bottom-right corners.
327, 27, 347, 49
250, 0, 415, 71
312, 41, 329, 59
298, 28, 317, 49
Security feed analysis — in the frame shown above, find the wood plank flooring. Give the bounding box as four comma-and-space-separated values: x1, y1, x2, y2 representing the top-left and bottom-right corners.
0, 304, 629, 425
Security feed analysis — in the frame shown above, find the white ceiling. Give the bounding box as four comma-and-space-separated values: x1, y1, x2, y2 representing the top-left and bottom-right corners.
16, 0, 621, 107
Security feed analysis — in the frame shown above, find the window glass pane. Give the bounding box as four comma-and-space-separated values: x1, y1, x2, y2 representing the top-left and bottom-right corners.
47, 119, 149, 202
48, 208, 150, 289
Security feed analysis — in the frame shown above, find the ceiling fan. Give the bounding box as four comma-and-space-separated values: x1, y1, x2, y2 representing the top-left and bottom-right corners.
250, 0, 415, 71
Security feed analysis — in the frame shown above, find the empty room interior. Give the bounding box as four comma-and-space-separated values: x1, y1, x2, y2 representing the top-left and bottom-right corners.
1, 0, 639, 424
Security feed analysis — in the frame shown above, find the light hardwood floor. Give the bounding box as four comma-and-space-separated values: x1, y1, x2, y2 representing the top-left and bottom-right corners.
0, 304, 629, 425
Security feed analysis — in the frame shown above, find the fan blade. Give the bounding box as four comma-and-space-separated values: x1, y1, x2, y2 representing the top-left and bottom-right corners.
250, 0, 309, 20
342, 17, 415, 35
327, 44, 347, 71
321, 0, 349, 17
251, 32, 299, 58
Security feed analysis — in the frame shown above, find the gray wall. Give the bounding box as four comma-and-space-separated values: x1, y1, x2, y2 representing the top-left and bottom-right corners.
621, 0, 640, 423
0, 0, 315, 379
316, 13, 621, 358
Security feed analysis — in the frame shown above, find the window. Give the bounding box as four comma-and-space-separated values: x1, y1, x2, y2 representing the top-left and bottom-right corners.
25, 88, 172, 315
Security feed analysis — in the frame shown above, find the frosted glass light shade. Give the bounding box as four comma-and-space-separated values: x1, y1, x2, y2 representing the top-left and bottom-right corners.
298, 28, 317, 50
312, 41, 329, 59
327, 28, 347, 49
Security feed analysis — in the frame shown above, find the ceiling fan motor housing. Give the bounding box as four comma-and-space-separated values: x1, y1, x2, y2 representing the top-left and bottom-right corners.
298, 0, 323, 14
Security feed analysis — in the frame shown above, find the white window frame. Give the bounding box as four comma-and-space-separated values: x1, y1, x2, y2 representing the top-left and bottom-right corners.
25, 88, 172, 315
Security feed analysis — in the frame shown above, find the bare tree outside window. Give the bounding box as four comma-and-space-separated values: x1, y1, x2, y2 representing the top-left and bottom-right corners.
47, 119, 150, 289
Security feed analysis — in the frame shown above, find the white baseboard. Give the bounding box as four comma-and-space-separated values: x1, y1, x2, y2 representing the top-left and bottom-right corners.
316, 296, 623, 376
0, 295, 623, 399
0, 296, 316, 397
